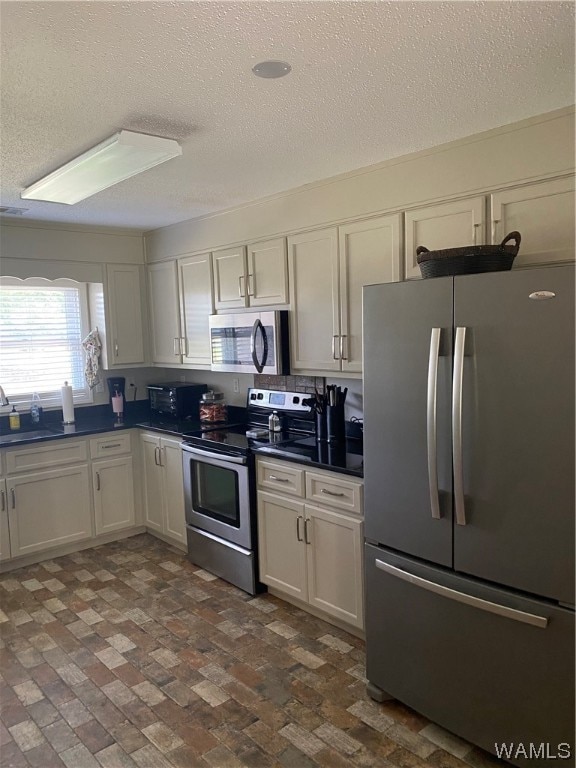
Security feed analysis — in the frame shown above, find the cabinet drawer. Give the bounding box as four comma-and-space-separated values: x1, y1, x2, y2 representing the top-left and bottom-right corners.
90, 432, 131, 459
257, 459, 304, 497
305, 471, 363, 515
5, 440, 87, 474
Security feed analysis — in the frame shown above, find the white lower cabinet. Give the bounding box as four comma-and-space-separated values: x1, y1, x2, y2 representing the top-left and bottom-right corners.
305, 503, 364, 627
90, 433, 135, 536
92, 457, 135, 535
7, 466, 92, 558
0, 479, 11, 561
140, 433, 186, 547
257, 492, 307, 601
257, 458, 364, 631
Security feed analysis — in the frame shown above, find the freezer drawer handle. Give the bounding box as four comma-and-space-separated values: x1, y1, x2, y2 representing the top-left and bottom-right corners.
375, 559, 549, 629
452, 326, 467, 526
427, 327, 442, 520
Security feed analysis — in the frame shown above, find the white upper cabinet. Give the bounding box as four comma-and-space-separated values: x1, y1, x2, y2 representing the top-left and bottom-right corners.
213, 238, 289, 311
288, 228, 341, 373
338, 214, 401, 373
148, 261, 182, 365
213, 246, 247, 310
247, 238, 289, 306
490, 177, 575, 266
404, 197, 486, 279
288, 216, 401, 375
89, 264, 146, 368
178, 253, 214, 369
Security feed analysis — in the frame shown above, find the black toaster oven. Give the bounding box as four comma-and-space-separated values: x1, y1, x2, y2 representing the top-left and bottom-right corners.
147, 382, 208, 420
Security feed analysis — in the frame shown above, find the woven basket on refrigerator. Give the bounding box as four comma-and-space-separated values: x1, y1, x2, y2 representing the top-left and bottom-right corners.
416, 231, 521, 278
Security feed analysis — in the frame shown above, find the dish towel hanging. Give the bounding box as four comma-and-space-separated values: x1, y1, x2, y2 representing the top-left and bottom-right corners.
82, 328, 102, 389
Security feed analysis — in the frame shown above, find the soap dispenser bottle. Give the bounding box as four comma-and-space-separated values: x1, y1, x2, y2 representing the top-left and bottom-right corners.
9, 406, 20, 431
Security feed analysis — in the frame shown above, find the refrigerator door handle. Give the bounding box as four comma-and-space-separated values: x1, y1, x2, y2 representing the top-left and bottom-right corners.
375, 559, 549, 629
453, 326, 467, 525
427, 327, 442, 520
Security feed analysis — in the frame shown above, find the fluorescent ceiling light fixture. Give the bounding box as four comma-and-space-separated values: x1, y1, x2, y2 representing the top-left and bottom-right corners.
21, 130, 182, 205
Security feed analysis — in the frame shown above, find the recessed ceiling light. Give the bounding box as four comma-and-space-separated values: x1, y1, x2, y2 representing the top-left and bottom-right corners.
252, 60, 292, 79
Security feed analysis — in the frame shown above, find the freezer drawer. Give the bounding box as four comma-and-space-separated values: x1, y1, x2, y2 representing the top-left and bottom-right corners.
365, 545, 575, 767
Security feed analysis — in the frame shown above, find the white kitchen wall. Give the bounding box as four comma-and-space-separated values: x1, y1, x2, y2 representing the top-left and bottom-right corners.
145, 108, 575, 261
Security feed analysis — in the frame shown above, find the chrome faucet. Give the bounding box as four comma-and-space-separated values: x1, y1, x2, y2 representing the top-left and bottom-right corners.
0, 386, 9, 407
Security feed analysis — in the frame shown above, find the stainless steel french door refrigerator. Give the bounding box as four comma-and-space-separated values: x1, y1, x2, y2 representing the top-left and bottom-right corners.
363, 265, 575, 766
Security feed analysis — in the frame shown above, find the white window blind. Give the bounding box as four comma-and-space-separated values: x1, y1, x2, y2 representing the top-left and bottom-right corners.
0, 277, 92, 407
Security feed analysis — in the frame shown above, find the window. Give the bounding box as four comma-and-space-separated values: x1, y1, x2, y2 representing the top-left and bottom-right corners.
0, 277, 93, 407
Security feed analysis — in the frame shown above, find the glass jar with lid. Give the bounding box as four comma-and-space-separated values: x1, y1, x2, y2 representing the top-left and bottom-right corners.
199, 390, 228, 425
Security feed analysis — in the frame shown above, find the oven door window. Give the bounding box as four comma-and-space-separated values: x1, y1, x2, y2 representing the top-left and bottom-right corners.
191, 460, 240, 527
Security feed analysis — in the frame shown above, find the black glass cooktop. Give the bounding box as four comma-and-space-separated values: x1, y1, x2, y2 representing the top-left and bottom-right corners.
182, 424, 306, 456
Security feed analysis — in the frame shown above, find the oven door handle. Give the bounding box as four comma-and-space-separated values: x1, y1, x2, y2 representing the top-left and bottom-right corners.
250, 318, 268, 374
181, 445, 247, 465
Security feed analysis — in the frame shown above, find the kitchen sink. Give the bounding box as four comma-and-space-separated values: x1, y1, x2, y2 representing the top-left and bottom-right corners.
0, 428, 59, 445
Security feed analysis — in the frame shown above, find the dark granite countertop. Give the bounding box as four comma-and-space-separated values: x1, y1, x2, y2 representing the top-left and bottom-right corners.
0, 402, 188, 448
0, 404, 363, 478
253, 436, 364, 478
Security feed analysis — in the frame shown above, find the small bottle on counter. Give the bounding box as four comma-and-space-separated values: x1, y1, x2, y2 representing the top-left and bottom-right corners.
9, 406, 20, 431
30, 393, 42, 424
268, 410, 281, 432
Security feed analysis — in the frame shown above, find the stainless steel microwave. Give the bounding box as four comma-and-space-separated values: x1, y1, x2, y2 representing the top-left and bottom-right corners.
209, 310, 289, 374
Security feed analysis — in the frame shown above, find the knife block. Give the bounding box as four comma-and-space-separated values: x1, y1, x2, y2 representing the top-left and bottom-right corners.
326, 404, 345, 443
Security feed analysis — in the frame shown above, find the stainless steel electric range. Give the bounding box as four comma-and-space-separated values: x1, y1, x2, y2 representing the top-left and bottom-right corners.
181, 388, 314, 594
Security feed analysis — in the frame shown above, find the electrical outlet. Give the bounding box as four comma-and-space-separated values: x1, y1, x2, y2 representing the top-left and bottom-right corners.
95, 381, 104, 394
180, 374, 186, 383
233, 377, 240, 393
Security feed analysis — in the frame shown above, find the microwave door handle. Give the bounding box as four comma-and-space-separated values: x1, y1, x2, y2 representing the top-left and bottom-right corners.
250, 318, 268, 373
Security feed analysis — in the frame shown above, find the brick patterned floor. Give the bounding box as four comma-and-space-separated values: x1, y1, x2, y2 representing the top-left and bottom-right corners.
0, 534, 504, 768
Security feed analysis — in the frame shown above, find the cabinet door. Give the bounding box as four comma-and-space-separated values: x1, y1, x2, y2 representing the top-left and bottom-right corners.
213, 246, 248, 310
490, 177, 575, 266
305, 504, 364, 630
7, 466, 92, 557
288, 228, 340, 373
140, 434, 163, 533
247, 238, 288, 306
92, 457, 135, 536
148, 261, 182, 365
0, 479, 11, 561
106, 265, 146, 365
257, 491, 307, 600
404, 197, 486, 279
161, 438, 186, 545
339, 214, 402, 373
178, 253, 214, 369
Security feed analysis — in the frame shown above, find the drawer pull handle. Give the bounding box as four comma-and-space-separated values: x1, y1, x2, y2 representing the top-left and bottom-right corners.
96, 472, 101, 491
320, 488, 345, 497
269, 475, 289, 482
304, 518, 310, 545
10, 489, 16, 509
296, 515, 303, 542
102, 443, 122, 449
0, 489, 5, 512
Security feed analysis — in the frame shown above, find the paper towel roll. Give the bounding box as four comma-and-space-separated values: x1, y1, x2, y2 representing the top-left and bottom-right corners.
61, 381, 75, 424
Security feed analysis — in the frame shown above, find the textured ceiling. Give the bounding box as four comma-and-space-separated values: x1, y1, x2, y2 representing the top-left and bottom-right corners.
0, 1, 574, 233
